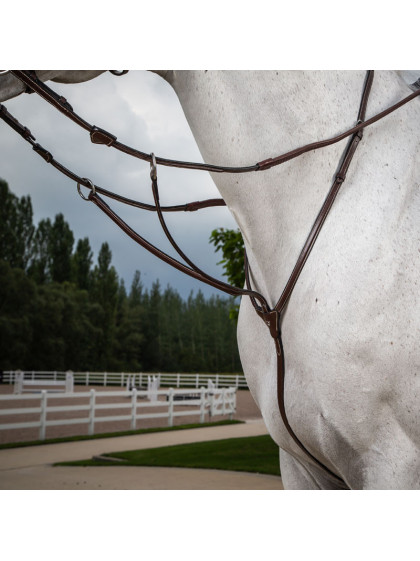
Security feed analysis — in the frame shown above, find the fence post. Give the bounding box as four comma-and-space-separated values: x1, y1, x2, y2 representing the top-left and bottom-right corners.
131, 388, 137, 430
215, 374, 219, 388
222, 388, 226, 416
209, 391, 214, 418
236, 375, 239, 388
86, 372, 89, 386
195, 374, 199, 388
200, 387, 206, 423
14, 371, 23, 394
65, 371, 74, 393
39, 390, 47, 440
168, 388, 174, 427
230, 389, 236, 420
177, 373, 180, 388
104, 372, 107, 386
88, 389, 96, 435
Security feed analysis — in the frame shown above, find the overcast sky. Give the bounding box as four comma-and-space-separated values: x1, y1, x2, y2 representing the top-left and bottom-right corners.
0, 71, 237, 299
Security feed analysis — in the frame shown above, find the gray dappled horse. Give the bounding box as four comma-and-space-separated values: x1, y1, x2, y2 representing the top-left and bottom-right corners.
1, 70, 419, 489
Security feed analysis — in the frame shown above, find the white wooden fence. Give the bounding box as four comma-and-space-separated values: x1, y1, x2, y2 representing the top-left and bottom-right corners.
0, 387, 237, 441
14, 371, 74, 394
2, 371, 248, 389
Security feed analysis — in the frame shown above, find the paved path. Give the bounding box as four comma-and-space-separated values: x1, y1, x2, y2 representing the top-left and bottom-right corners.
0, 420, 283, 490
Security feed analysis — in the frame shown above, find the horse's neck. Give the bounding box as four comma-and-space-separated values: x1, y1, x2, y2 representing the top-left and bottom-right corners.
165, 70, 410, 305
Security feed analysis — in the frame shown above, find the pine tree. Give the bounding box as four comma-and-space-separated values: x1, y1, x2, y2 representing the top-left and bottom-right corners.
48, 213, 74, 283
72, 237, 93, 290
0, 179, 35, 270
27, 218, 52, 284
91, 242, 119, 369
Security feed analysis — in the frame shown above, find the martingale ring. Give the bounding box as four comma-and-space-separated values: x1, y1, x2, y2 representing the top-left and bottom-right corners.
77, 178, 96, 201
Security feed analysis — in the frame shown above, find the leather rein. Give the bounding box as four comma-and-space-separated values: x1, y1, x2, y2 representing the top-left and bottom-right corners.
2, 70, 420, 484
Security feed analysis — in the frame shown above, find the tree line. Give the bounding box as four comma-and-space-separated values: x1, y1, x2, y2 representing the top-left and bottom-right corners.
0, 179, 242, 373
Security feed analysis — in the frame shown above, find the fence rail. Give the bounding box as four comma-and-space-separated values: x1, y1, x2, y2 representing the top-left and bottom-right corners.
0, 387, 237, 441
2, 371, 248, 389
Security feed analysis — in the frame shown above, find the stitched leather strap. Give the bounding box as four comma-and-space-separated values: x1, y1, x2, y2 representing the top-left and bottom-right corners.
244, 71, 376, 483
0, 104, 226, 213
9, 70, 258, 174
9, 70, 420, 173
88, 189, 270, 309
273, 71, 373, 315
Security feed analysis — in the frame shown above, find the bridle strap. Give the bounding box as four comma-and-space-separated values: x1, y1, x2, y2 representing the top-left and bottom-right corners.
0, 100, 268, 304
0, 103, 226, 214
8, 70, 420, 173
256, 74, 419, 171
9, 70, 258, 174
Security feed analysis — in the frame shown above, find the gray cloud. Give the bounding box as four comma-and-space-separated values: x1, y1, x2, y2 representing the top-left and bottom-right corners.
0, 71, 238, 298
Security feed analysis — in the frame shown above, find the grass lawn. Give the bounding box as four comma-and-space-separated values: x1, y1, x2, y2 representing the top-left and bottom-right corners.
56, 434, 281, 476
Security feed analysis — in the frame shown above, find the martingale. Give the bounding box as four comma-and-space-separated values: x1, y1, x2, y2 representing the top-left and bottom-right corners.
1, 70, 419, 483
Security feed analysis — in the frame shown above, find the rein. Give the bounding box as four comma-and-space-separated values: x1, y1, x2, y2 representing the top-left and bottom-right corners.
2, 70, 419, 484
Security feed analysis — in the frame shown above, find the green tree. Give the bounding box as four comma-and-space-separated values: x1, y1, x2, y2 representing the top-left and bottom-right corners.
209, 228, 245, 287
27, 218, 52, 284
91, 242, 119, 369
0, 179, 35, 270
159, 286, 185, 371
72, 237, 93, 290
0, 181, 244, 373
129, 270, 143, 307
0, 260, 35, 369
114, 276, 144, 371
92, 242, 119, 308
209, 228, 245, 321
141, 280, 162, 370
48, 213, 74, 283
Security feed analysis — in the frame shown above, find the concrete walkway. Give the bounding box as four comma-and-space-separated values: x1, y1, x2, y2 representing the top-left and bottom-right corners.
0, 420, 284, 490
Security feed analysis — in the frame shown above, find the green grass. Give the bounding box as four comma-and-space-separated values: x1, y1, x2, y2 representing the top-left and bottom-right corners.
56, 434, 281, 476
0, 420, 242, 450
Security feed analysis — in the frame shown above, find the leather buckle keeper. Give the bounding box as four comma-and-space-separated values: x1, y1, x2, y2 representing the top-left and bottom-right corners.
33, 143, 53, 163
90, 126, 117, 146
257, 308, 282, 355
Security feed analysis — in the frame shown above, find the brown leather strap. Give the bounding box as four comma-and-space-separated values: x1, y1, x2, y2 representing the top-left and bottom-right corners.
257, 72, 419, 171
0, 104, 226, 213
10, 70, 258, 174
9, 70, 420, 174
273, 71, 374, 315
275, 334, 342, 480
88, 189, 269, 309
244, 71, 379, 483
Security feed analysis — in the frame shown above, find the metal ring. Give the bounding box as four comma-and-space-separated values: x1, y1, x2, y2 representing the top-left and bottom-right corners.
150, 153, 157, 180
77, 178, 96, 201
109, 70, 129, 76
